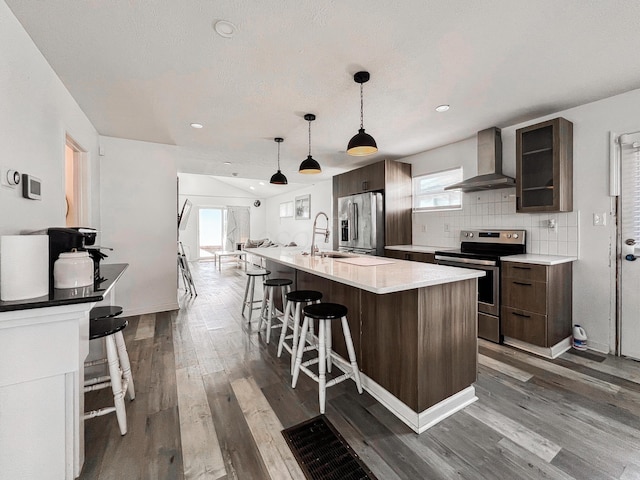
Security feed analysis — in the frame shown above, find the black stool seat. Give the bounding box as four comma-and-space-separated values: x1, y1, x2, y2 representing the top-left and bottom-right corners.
264, 278, 293, 287
89, 317, 128, 340
246, 269, 270, 277
303, 303, 348, 320
90, 305, 124, 321
286, 290, 323, 303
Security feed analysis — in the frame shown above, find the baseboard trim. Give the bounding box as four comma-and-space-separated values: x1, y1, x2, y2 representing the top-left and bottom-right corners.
586, 339, 609, 354
122, 303, 179, 318
503, 336, 572, 359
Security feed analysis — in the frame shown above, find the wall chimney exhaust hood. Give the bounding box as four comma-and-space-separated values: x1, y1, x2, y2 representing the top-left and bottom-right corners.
444, 127, 515, 192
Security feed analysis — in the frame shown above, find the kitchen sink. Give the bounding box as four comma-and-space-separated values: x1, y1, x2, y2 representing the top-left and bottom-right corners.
320, 251, 354, 258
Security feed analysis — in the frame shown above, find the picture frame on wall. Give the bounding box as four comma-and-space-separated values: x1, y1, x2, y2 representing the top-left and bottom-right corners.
295, 194, 311, 220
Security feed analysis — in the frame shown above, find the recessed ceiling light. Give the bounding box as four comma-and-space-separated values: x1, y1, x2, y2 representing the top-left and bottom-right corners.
435, 104, 450, 112
249, 186, 255, 190
213, 20, 237, 38
223, 162, 231, 165
190, 123, 203, 129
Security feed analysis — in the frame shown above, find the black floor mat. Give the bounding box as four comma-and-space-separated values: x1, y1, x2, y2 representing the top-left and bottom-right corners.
282, 415, 378, 480
568, 348, 606, 362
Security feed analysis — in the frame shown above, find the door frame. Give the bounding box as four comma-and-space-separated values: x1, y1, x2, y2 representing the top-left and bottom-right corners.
65, 134, 89, 226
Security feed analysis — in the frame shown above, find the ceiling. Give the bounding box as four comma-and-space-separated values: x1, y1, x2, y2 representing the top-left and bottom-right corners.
7, 0, 640, 196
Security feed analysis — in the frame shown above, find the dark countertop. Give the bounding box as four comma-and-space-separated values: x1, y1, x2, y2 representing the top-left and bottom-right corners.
0, 263, 128, 313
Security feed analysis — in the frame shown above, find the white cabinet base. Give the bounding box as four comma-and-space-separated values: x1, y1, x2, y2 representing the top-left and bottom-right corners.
0, 303, 95, 479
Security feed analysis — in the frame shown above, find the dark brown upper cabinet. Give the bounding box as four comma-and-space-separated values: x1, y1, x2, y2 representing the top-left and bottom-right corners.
516, 117, 573, 212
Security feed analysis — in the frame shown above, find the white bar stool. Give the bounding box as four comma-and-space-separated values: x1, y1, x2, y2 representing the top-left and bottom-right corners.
276, 290, 322, 373
84, 306, 135, 435
291, 302, 362, 414
258, 278, 292, 343
241, 269, 270, 322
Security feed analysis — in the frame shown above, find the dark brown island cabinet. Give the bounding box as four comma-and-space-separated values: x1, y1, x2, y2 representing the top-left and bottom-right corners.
248, 247, 482, 434
501, 260, 572, 357
516, 117, 573, 213
333, 159, 412, 249
384, 249, 435, 264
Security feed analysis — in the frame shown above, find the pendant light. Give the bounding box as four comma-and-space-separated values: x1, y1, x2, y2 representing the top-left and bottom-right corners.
269, 137, 288, 185
299, 113, 321, 174
347, 71, 378, 156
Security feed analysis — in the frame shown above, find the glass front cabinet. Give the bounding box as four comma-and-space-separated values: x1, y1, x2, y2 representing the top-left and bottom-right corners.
516, 117, 573, 212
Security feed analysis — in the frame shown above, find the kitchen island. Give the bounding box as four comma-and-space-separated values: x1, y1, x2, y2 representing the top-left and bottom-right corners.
246, 248, 484, 433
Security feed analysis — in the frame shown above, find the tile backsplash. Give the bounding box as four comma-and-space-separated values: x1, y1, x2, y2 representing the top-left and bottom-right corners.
412, 188, 579, 257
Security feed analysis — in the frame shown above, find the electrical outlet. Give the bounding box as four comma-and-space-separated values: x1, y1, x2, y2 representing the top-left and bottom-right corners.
420, 224, 426, 233
444, 223, 450, 232
593, 212, 607, 226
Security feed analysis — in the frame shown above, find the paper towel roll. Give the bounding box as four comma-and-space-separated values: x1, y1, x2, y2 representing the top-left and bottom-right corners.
0, 235, 49, 301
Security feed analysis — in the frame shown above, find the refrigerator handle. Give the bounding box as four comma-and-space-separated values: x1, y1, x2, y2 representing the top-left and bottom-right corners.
353, 202, 358, 240
347, 202, 352, 240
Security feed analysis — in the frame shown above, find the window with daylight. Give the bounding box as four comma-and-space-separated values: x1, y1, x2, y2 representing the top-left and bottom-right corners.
412, 167, 463, 212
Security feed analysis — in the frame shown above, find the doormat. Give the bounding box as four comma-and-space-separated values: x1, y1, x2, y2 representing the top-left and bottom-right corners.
568, 348, 606, 362
282, 415, 378, 480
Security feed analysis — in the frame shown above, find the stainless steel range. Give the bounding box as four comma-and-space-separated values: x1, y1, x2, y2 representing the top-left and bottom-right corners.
434, 230, 526, 343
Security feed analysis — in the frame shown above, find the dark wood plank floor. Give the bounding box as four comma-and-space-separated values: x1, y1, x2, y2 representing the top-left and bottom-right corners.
81, 260, 640, 479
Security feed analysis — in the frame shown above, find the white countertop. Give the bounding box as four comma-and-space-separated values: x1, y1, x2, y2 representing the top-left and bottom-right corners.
501, 254, 578, 265
245, 247, 484, 294
384, 245, 453, 254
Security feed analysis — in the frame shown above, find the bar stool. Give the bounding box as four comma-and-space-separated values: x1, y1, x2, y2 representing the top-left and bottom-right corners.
84, 306, 135, 436
276, 290, 322, 373
291, 303, 362, 414
241, 269, 271, 322
258, 278, 292, 343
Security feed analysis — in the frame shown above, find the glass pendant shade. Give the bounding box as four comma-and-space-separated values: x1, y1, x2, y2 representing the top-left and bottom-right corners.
347, 128, 378, 156
347, 71, 378, 156
299, 155, 321, 174
269, 137, 288, 185
299, 113, 321, 174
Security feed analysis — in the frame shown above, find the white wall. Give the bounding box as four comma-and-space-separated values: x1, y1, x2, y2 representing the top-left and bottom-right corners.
263, 180, 333, 250
99, 136, 179, 316
177, 173, 267, 261
0, 1, 100, 236
403, 88, 640, 354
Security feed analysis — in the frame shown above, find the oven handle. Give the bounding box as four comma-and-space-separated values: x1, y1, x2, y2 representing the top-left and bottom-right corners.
434, 255, 498, 267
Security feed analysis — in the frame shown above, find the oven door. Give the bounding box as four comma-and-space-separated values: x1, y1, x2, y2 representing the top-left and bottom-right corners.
434, 256, 499, 315
434, 255, 501, 342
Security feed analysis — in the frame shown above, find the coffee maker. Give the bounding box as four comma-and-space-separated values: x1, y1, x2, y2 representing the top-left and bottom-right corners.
47, 227, 99, 291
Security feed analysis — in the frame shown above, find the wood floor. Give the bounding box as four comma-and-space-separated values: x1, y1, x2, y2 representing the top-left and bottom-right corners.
81, 260, 640, 480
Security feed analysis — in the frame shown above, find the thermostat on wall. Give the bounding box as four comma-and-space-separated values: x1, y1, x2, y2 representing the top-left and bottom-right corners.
22, 174, 42, 200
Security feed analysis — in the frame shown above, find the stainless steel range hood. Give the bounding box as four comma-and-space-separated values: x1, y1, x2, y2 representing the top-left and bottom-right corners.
444, 127, 515, 192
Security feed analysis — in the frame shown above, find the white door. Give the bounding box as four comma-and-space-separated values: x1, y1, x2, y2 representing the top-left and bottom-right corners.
619, 132, 640, 360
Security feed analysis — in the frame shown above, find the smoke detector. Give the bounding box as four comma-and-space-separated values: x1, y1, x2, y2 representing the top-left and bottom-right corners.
214, 20, 237, 38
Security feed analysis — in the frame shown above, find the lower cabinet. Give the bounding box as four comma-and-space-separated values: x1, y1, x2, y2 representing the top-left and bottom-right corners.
384, 249, 435, 264
501, 261, 572, 347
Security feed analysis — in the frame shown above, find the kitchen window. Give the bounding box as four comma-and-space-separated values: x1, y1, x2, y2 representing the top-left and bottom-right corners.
412, 167, 463, 212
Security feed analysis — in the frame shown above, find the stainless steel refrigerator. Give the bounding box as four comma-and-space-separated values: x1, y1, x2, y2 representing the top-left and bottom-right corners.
337, 192, 384, 255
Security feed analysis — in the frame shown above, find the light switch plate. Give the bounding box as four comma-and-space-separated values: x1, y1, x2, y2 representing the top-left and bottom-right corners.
593, 212, 607, 226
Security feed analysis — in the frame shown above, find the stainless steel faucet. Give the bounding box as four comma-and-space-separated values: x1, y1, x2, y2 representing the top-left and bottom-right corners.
310, 211, 330, 256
